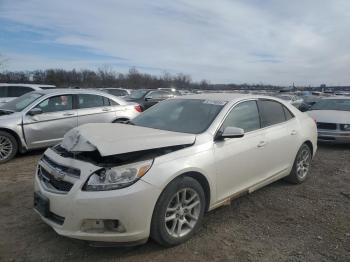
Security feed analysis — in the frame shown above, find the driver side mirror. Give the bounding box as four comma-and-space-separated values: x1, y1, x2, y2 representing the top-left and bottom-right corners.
28, 108, 43, 116
145, 96, 153, 101
216, 127, 245, 140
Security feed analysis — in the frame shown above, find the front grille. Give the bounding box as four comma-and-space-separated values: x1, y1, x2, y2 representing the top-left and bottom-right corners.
317, 122, 337, 130
42, 155, 80, 178
53, 144, 75, 158
38, 166, 74, 192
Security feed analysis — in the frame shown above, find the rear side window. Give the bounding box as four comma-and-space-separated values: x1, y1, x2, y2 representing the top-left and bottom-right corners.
258, 100, 287, 127
222, 101, 261, 132
7, 86, 34, 97
78, 94, 104, 109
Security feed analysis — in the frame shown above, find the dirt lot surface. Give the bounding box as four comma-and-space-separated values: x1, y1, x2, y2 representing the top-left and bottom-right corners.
0, 144, 349, 262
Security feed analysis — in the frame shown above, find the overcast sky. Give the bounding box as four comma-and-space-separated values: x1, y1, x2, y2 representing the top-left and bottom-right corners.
1, 0, 350, 85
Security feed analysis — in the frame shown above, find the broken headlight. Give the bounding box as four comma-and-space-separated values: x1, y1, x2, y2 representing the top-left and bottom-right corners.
84, 160, 153, 191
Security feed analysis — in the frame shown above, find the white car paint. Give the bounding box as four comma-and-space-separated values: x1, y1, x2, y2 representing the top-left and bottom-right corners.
61, 123, 196, 156
34, 93, 317, 244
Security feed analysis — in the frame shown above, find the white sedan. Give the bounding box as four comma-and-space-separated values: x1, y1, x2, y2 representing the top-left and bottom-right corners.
33, 93, 317, 246
307, 96, 350, 143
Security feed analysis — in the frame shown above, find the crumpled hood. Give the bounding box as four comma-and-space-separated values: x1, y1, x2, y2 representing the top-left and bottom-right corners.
307, 110, 350, 123
61, 123, 196, 156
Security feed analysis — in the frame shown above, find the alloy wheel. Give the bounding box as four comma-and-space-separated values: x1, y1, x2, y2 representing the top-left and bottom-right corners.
164, 188, 201, 238
0, 135, 13, 161
296, 146, 311, 180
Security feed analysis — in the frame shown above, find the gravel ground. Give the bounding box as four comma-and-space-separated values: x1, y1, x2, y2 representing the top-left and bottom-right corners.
0, 144, 349, 262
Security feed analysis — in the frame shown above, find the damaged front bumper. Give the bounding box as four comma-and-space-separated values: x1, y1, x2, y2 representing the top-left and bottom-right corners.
34, 148, 161, 243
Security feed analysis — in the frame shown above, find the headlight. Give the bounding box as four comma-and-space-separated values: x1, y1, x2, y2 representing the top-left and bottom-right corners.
340, 124, 350, 131
84, 160, 153, 191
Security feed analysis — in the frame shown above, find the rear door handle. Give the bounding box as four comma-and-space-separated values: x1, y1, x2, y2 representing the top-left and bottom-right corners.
102, 108, 111, 112
291, 130, 297, 135
257, 141, 267, 148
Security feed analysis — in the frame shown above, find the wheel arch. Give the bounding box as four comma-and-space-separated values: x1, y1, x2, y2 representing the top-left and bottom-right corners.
303, 140, 314, 157
0, 128, 24, 153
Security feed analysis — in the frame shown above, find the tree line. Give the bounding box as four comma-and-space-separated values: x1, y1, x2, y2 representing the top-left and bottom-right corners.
0, 67, 284, 90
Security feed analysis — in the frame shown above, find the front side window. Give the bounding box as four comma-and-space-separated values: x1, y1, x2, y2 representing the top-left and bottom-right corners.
36, 95, 73, 113
222, 101, 260, 132
78, 94, 104, 109
258, 100, 286, 127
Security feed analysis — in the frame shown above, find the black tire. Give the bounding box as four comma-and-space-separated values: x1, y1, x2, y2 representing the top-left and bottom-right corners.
0, 131, 18, 164
285, 143, 312, 184
112, 118, 129, 124
151, 176, 206, 247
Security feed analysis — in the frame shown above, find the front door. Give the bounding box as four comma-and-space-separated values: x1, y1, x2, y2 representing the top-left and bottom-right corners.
214, 100, 267, 201
23, 94, 77, 148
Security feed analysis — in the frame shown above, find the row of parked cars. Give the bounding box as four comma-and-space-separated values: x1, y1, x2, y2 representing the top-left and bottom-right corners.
0, 84, 349, 164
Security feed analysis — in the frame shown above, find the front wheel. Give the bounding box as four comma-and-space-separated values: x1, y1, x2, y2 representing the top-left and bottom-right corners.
151, 176, 206, 247
0, 131, 18, 164
285, 143, 312, 184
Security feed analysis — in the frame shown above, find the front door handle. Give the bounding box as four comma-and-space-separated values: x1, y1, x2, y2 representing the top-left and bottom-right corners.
291, 130, 297, 135
102, 108, 111, 112
257, 141, 267, 148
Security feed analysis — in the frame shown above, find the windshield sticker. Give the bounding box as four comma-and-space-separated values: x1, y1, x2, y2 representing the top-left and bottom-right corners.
203, 100, 227, 106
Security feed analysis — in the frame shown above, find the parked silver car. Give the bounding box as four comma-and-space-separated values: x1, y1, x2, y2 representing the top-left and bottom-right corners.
0, 89, 141, 163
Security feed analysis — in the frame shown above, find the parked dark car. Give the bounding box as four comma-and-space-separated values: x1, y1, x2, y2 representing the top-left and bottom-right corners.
124, 89, 176, 110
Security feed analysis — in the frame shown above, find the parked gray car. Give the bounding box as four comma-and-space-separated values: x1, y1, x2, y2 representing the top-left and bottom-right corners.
0, 89, 141, 163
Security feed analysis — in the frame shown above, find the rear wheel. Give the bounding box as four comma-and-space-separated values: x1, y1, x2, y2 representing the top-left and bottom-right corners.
0, 131, 18, 164
151, 176, 206, 247
285, 143, 312, 184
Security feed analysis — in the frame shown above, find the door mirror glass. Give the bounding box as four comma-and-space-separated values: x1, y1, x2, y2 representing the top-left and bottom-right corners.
217, 127, 245, 139
28, 108, 43, 116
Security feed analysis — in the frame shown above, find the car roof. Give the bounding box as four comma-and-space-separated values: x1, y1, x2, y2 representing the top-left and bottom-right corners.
178, 92, 270, 102
31, 88, 128, 104
0, 83, 56, 89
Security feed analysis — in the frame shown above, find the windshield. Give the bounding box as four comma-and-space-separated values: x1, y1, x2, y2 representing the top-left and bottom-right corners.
131, 99, 226, 134
0, 92, 43, 112
310, 99, 350, 111
128, 90, 149, 99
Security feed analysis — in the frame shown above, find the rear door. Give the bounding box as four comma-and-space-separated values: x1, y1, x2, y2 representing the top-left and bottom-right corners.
23, 94, 77, 148
76, 94, 117, 125
256, 99, 299, 179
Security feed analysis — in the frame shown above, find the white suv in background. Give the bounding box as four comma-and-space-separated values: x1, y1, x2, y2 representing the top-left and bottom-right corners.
0, 83, 56, 105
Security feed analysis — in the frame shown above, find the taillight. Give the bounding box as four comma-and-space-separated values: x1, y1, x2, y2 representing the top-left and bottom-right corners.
135, 105, 142, 112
